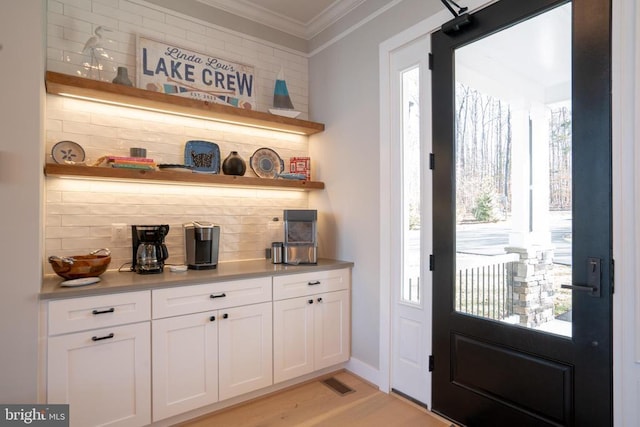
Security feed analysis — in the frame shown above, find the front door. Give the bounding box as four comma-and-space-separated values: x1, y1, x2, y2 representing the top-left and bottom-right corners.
431, 0, 612, 426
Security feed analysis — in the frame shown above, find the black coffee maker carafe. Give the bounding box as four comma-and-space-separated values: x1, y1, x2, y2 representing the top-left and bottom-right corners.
131, 225, 169, 274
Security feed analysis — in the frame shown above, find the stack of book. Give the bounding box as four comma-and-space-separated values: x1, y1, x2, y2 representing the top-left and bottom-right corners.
105, 156, 156, 170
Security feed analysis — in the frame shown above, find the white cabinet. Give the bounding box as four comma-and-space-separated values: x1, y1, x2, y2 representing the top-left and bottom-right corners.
46, 292, 151, 427
218, 302, 272, 400
151, 278, 272, 421
273, 269, 350, 384
42, 266, 351, 425
151, 312, 218, 421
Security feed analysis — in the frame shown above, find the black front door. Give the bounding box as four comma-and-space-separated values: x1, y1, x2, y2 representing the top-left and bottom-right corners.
431, 0, 612, 425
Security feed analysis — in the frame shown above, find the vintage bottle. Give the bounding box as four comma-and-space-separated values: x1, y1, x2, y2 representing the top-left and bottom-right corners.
112, 66, 133, 86
222, 151, 246, 176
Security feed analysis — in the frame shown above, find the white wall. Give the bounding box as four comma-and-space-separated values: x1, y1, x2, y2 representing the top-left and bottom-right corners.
47, 0, 310, 117
309, 0, 442, 372
0, 0, 44, 403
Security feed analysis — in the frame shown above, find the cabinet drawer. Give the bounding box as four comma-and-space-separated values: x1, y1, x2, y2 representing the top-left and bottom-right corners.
48, 291, 150, 336
273, 268, 350, 300
152, 277, 272, 319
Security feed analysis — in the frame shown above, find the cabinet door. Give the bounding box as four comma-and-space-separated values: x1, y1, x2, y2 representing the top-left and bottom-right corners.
152, 312, 218, 421
47, 322, 151, 427
218, 302, 272, 400
314, 290, 350, 370
273, 296, 314, 383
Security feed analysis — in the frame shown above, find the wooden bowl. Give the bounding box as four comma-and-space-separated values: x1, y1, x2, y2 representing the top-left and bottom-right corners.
49, 249, 111, 280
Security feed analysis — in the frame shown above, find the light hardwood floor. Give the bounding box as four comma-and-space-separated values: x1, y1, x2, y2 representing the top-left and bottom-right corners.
180, 371, 453, 427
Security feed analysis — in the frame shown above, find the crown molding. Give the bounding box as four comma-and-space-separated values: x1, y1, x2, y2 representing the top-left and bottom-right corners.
196, 0, 366, 40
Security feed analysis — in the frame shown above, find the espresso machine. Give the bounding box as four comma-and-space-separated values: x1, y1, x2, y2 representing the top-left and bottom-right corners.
131, 225, 170, 274
184, 221, 220, 270
283, 210, 317, 265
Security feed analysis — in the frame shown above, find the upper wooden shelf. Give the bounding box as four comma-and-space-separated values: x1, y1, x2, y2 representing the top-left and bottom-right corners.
45, 71, 325, 136
45, 163, 325, 191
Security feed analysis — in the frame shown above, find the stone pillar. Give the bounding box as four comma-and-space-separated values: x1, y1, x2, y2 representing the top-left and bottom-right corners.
506, 246, 555, 327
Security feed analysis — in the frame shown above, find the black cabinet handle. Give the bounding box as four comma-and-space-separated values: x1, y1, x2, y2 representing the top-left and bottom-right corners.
210, 293, 227, 299
317, 297, 323, 303
308, 299, 314, 304
91, 333, 114, 342
308, 281, 321, 286
223, 313, 229, 319
92, 308, 115, 315
209, 315, 216, 322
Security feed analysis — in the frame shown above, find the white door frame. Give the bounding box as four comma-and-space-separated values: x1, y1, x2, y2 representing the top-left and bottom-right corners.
377, 0, 495, 398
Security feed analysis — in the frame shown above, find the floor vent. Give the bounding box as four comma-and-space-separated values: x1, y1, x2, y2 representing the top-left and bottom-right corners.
322, 377, 355, 396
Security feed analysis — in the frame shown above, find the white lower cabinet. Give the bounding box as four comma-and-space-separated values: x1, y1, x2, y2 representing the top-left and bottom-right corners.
43, 268, 350, 426
151, 279, 273, 422
218, 302, 273, 401
273, 268, 351, 384
152, 312, 218, 421
46, 292, 151, 427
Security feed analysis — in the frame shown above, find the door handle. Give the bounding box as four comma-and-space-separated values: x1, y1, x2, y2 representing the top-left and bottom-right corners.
560, 257, 601, 297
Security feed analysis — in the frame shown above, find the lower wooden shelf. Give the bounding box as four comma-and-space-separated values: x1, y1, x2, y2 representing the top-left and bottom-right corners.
44, 163, 325, 190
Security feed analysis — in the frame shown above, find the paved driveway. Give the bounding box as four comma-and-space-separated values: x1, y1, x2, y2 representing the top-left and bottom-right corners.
455, 210, 572, 265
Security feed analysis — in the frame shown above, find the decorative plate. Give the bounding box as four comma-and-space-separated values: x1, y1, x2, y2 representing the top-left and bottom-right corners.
250, 148, 284, 179
184, 140, 220, 173
52, 140, 85, 164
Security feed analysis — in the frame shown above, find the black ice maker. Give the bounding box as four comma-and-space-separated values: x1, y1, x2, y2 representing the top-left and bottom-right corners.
184, 221, 220, 270
283, 209, 317, 265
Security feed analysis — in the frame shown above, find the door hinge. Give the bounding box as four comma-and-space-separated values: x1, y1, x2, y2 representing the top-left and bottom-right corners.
429, 254, 434, 271
429, 153, 435, 170
611, 258, 615, 294
428, 355, 434, 372
428, 53, 433, 70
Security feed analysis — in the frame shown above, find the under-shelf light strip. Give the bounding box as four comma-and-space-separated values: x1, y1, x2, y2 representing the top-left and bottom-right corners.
56, 92, 309, 136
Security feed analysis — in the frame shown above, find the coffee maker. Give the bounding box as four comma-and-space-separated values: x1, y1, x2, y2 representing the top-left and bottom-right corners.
131, 225, 170, 274
184, 221, 220, 270
283, 210, 317, 265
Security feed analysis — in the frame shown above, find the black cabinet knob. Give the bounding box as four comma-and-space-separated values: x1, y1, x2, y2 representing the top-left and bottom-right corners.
308, 299, 314, 304
317, 297, 323, 303
209, 315, 216, 322
223, 313, 229, 319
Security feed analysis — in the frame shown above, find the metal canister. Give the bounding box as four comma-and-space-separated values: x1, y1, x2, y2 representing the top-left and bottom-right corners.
271, 242, 283, 264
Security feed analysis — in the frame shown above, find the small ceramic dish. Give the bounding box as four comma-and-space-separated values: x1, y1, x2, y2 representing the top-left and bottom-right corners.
60, 277, 101, 287
52, 140, 85, 164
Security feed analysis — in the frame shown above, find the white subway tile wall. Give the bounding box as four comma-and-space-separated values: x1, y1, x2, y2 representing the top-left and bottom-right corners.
45, 0, 313, 274
46, 0, 309, 116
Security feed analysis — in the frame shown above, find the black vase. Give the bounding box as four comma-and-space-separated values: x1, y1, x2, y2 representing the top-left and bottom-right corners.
222, 151, 246, 176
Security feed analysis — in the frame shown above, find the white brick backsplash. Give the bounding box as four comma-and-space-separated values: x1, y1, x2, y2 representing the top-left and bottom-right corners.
45, 0, 313, 274
92, 2, 143, 26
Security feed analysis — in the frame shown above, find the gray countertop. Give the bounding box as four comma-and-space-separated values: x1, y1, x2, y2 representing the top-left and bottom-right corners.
40, 258, 354, 300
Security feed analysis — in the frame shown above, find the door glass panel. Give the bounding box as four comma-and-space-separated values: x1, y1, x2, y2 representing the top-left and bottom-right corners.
402, 66, 421, 305
454, 3, 572, 336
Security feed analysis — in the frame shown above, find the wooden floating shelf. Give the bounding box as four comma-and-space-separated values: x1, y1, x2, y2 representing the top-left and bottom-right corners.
45, 71, 325, 136
45, 164, 325, 191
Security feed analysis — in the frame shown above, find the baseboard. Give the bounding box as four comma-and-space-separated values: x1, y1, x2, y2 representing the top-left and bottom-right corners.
345, 357, 381, 389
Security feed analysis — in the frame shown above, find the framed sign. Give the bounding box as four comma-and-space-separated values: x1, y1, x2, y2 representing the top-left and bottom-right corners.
137, 36, 256, 109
